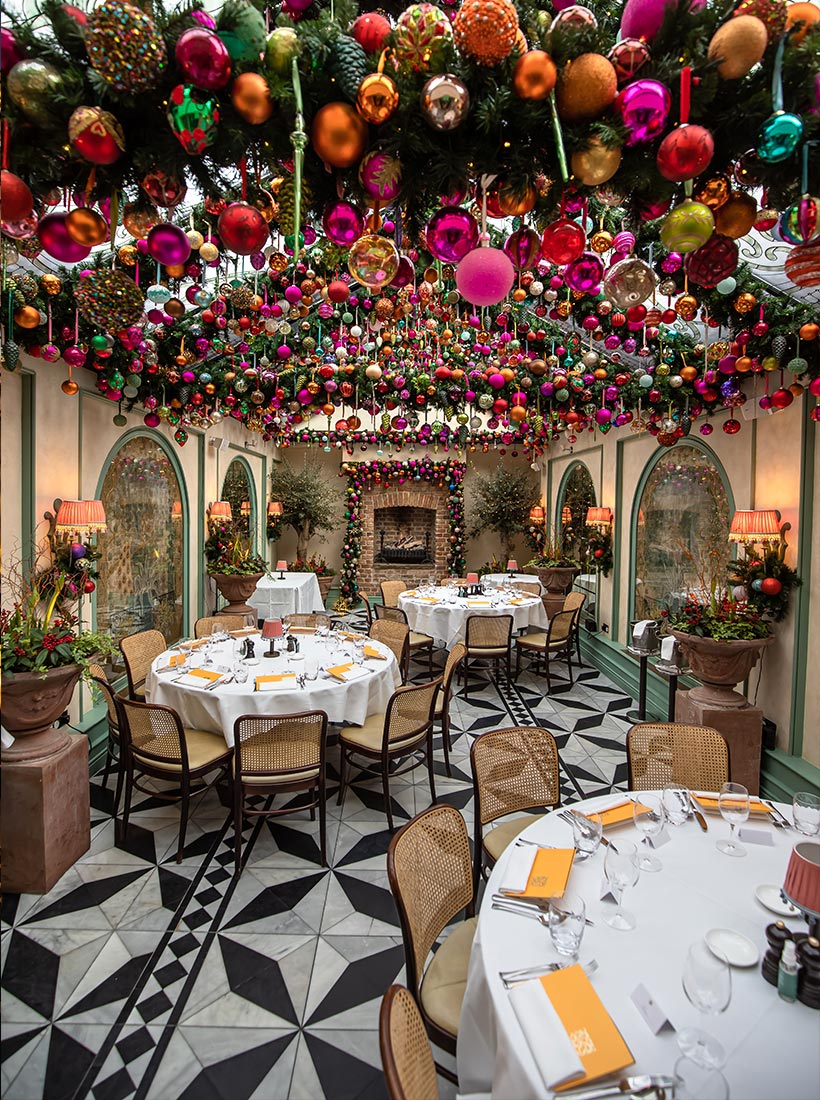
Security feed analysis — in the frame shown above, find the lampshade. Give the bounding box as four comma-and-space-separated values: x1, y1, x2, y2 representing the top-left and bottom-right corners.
586, 507, 613, 526
171, 501, 183, 520
54, 499, 89, 534
466, 572, 479, 585
261, 618, 283, 639
529, 505, 546, 522
240, 501, 251, 517
783, 842, 820, 920
276, 559, 288, 571
507, 559, 518, 571
209, 500, 232, 520
267, 501, 284, 517
728, 509, 781, 545
561, 506, 571, 526
84, 499, 107, 533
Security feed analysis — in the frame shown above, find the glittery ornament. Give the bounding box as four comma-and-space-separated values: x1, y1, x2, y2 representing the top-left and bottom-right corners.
75, 269, 145, 330
456, 246, 515, 306
707, 15, 767, 79
217, 0, 266, 62
86, 0, 166, 93
660, 199, 715, 253
141, 168, 186, 208
454, 0, 519, 67
420, 74, 470, 130
68, 105, 125, 165
556, 53, 618, 121
395, 4, 453, 71
6, 59, 63, 127
685, 234, 738, 288
607, 37, 650, 85
348, 234, 400, 288
167, 84, 220, 154
603, 256, 656, 308
733, 0, 787, 38
734, 291, 758, 312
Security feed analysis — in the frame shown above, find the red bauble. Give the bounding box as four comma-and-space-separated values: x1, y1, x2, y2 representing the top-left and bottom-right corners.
68, 105, 125, 165
685, 234, 739, 288
540, 217, 586, 265
217, 202, 269, 256
760, 576, 783, 595
657, 124, 714, 183
327, 279, 350, 303
0, 169, 33, 222
351, 12, 391, 53
770, 387, 794, 409
722, 418, 741, 434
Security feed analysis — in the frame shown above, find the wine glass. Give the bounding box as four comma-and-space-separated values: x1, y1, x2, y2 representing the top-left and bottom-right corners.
793, 791, 820, 836
603, 840, 640, 931
549, 892, 586, 960
717, 781, 750, 857
663, 783, 691, 828
571, 811, 603, 860
633, 793, 665, 872
674, 1056, 730, 1100
678, 940, 731, 1069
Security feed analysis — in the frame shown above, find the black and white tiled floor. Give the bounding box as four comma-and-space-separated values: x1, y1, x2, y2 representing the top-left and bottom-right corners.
1, 634, 635, 1100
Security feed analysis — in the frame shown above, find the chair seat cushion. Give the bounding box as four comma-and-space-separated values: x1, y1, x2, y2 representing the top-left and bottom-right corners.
135, 729, 230, 773
238, 765, 320, 786
467, 645, 509, 657
483, 814, 545, 863
340, 713, 428, 755
516, 633, 569, 651
420, 916, 478, 1038
409, 632, 433, 648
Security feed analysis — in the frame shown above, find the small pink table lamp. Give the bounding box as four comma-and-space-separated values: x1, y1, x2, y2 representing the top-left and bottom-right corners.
506, 559, 518, 573
276, 559, 287, 579
261, 618, 283, 659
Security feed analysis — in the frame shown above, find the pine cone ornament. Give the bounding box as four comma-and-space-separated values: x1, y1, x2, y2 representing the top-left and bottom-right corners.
276, 176, 312, 236
2, 340, 21, 371
329, 36, 369, 103
771, 334, 788, 361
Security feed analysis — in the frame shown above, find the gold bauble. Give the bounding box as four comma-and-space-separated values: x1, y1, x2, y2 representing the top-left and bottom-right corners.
675, 293, 699, 320
356, 72, 399, 125
165, 298, 185, 318
571, 137, 622, 186
231, 72, 274, 125
61, 378, 80, 395
65, 207, 109, 246
694, 173, 731, 209
311, 102, 368, 169
122, 202, 159, 239
589, 229, 614, 253
498, 181, 537, 216
165, 264, 186, 278
556, 54, 618, 122
734, 291, 757, 313
199, 241, 219, 262
556, 300, 572, 318
118, 244, 138, 266
40, 274, 62, 296
713, 190, 757, 239
707, 15, 767, 79
14, 305, 41, 328
187, 230, 204, 249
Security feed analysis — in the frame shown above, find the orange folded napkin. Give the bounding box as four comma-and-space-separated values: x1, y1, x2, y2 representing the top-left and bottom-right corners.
364, 645, 387, 660
327, 662, 353, 681
289, 626, 317, 635
175, 668, 223, 687
159, 653, 186, 671
693, 794, 773, 815
587, 801, 651, 828
228, 628, 257, 638
509, 598, 524, 605
545, 965, 634, 1090
179, 638, 207, 650
341, 631, 366, 641
255, 673, 297, 691
502, 847, 575, 899
467, 599, 491, 606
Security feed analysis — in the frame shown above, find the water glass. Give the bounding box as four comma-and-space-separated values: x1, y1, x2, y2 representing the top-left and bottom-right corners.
793, 791, 820, 836
234, 664, 249, 685
674, 1056, 730, 1100
305, 657, 319, 681
663, 783, 691, 827
571, 811, 603, 859
633, 793, 665, 873
603, 840, 640, 931
678, 940, 731, 1069
549, 892, 586, 959
717, 781, 750, 858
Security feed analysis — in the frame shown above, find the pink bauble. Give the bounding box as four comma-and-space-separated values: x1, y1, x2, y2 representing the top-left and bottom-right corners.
541, 217, 586, 264
456, 246, 515, 306
620, 0, 678, 43
146, 222, 191, 266
390, 255, 416, 287
322, 200, 365, 246
615, 79, 671, 145
564, 251, 605, 292
1, 27, 23, 75
503, 228, 541, 271
426, 206, 479, 262
37, 212, 91, 262
358, 150, 403, 202
175, 27, 231, 90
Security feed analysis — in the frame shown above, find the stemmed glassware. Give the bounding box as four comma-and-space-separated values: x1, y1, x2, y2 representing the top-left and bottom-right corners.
603, 840, 640, 931
570, 811, 602, 860
662, 783, 691, 828
678, 940, 732, 1068
633, 793, 665, 872
717, 781, 750, 858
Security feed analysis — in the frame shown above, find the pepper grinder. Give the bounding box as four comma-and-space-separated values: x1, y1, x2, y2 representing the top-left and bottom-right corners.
762, 921, 793, 986
798, 936, 820, 1009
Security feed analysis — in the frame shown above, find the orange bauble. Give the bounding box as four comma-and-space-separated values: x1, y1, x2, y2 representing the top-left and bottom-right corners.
65, 207, 109, 246
714, 190, 757, 238
311, 102, 368, 168
454, 0, 519, 66
509, 405, 527, 422
231, 73, 273, 125
498, 180, 537, 216
556, 53, 618, 122
799, 322, 819, 340
784, 1, 820, 43
680, 365, 699, 382
512, 50, 557, 100
14, 305, 41, 328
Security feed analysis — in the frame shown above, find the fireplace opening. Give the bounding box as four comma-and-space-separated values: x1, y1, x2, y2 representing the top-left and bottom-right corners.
375, 506, 435, 565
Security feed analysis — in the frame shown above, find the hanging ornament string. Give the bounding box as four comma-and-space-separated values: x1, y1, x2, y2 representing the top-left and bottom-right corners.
548, 91, 569, 183
240, 155, 248, 201
290, 57, 307, 276
680, 65, 691, 125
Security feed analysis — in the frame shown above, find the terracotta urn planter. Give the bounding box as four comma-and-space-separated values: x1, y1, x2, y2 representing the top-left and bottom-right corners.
528, 565, 580, 619
671, 630, 774, 709
1, 663, 83, 761
317, 573, 334, 603
210, 572, 264, 620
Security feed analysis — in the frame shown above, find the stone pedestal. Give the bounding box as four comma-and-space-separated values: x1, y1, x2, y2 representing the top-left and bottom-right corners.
675, 689, 763, 795
1, 733, 90, 894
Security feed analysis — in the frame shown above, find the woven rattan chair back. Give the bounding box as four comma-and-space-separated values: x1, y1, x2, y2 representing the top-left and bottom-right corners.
547, 609, 576, 644
380, 985, 439, 1100
117, 697, 187, 768
194, 615, 246, 638
562, 591, 586, 614
471, 726, 560, 826
358, 590, 374, 629
119, 629, 166, 697
374, 604, 408, 625
234, 711, 326, 780
381, 580, 408, 607
284, 612, 331, 629
386, 678, 442, 746
371, 618, 410, 676
442, 577, 467, 586
465, 614, 513, 650
627, 722, 729, 791
388, 804, 474, 995
514, 582, 542, 597
442, 643, 466, 696
88, 663, 119, 730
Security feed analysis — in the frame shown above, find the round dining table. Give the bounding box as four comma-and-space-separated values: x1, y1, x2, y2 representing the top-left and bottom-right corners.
457, 791, 818, 1100
398, 584, 548, 649
145, 630, 401, 747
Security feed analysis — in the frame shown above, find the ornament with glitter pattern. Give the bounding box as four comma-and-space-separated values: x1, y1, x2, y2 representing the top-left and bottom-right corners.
86, 0, 166, 93
75, 269, 145, 330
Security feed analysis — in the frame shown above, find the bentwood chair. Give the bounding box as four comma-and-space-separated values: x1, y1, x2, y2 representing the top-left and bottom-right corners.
194, 615, 246, 638
514, 609, 576, 690
627, 722, 729, 792
358, 589, 374, 630
370, 618, 411, 683
514, 581, 542, 598
470, 726, 561, 896
338, 678, 443, 830
381, 579, 409, 607
119, 628, 166, 700
232, 710, 328, 874
462, 615, 513, 698
562, 590, 587, 667
115, 697, 233, 862
283, 612, 331, 630
434, 643, 466, 777
88, 663, 125, 813
380, 985, 439, 1100
388, 804, 476, 1084
375, 604, 435, 677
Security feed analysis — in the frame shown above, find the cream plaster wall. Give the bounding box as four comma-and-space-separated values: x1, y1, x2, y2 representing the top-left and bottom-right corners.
802, 434, 820, 769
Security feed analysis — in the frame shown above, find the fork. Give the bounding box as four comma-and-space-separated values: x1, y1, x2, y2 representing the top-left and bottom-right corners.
558, 809, 611, 846
499, 958, 598, 987
491, 895, 595, 925
763, 799, 793, 830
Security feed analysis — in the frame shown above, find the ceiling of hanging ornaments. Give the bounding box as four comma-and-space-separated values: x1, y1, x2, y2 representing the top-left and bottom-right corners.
2, 0, 819, 454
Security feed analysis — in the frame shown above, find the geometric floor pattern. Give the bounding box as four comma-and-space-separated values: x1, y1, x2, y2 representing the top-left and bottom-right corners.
2, 628, 635, 1100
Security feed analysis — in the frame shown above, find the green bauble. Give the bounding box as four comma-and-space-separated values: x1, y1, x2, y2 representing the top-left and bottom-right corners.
265, 27, 299, 75
659, 199, 715, 254
329, 36, 369, 103
217, 0, 266, 62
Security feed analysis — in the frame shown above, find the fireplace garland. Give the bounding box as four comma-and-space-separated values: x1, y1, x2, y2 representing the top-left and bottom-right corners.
339, 459, 466, 600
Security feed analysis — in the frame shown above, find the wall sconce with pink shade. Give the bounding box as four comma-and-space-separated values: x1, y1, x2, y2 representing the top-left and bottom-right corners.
267, 501, 284, 518
208, 500, 232, 521
45, 497, 107, 556
728, 509, 791, 557
171, 501, 183, 520
529, 505, 546, 523
586, 507, 613, 529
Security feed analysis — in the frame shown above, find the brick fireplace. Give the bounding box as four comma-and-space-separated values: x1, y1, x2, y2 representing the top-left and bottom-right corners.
357, 483, 452, 592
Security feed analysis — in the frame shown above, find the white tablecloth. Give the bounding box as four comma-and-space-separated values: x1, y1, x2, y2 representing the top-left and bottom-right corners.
482, 573, 544, 593
146, 633, 400, 746
457, 792, 818, 1100
248, 572, 326, 620
398, 586, 548, 649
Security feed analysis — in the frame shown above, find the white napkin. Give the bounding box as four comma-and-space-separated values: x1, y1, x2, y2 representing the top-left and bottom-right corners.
500, 845, 536, 894
256, 675, 298, 692
508, 979, 585, 1091
174, 672, 223, 689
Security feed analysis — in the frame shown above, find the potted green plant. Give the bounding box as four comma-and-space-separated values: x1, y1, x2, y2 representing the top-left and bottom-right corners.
469, 467, 540, 564
205, 519, 267, 619
268, 460, 341, 561
525, 526, 580, 616
288, 554, 336, 602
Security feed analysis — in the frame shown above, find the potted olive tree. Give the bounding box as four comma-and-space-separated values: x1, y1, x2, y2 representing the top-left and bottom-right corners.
524, 525, 581, 618
468, 467, 540, 565
267, 460, 341, 589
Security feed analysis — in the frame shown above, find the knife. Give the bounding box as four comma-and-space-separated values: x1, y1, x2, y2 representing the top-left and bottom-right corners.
556, 1075, 680, 1100
688, 792, 708, 832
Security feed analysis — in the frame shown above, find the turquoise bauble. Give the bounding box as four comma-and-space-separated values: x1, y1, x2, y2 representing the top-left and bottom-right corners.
757, 112, 803, 164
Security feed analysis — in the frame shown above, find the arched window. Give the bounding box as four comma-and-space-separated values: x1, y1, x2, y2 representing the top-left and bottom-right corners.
633, 443, 732, 622
221, 457, 255, 548
557, 462, 596, 561
95, 434, 186, 644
